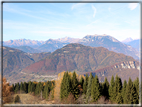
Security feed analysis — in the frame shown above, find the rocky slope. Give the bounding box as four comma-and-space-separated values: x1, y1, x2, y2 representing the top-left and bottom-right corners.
84, 60, 139, 82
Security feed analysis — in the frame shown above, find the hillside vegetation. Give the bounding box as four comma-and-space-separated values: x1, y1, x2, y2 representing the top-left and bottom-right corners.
3, 71, 140, 105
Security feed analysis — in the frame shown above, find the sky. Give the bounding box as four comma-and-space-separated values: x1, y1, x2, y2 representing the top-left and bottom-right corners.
3, 2, 140, 41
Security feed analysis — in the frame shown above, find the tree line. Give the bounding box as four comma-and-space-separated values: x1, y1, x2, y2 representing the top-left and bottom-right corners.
60, 71, 139, 104
12, 80, 55, 100
11, 71, 140, 104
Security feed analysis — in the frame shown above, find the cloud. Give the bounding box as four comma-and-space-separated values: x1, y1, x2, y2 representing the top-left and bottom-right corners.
71, 3, 86, 10
128, 3, 138, 10
92, 5, 96, 18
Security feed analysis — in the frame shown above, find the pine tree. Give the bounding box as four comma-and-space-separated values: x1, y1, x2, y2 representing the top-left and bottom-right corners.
80, 76, 84, 88
23, 82, 28, 93
71, 71, 79, 99
133, 77, 139, 104
86, 73, 94, 102
20, 82, 23, 93
113, 75, 122, 102
91, 75, 101, 102
60, 71, 71, 100
83, 74, 89, 94
124, 77, 137, 104
43, 82, 50, 100
122, 80, 127, 104
35, 82, 40, 95
15, 83, 20, 93
116, 93, 123, 104
31, 82, 36, 93
28, 81, 32, 93
109, 75, 115, 102
102, 77, 109, 98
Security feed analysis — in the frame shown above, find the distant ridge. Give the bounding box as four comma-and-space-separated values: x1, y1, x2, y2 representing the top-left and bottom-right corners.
3, 35, 139, 59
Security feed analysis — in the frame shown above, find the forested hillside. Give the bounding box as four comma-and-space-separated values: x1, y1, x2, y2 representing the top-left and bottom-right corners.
3, 71, 140, 104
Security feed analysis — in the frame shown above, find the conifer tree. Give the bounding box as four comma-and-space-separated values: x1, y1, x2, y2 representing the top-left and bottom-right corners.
28, 81, 32, 93
133, 77, 139, 103
116, 93, 123, 104
71, 71, 79, 99
124, 77, 137, 104
102, 77, 109, 98
113, 75, 122, 101
15, 83, 20, 93
86, 73, 94, 102
23, 82, 28, 93
83, 74, 89, 94
60, 71, 71, 100
31, 82, 36, 93
43, 82, 50, 100
20, 82, 23, 92
35, 82, 40, 95
91, 75, 101, 102
109, 75, 115, 102
80, 76, 84, 88
122, 80, 127, 103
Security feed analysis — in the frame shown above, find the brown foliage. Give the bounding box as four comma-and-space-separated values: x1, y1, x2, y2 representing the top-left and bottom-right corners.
2, 77, 13, 103
61, 93, 76, 104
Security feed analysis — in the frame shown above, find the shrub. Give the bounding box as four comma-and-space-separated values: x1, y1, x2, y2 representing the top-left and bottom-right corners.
14, 95, 20, 103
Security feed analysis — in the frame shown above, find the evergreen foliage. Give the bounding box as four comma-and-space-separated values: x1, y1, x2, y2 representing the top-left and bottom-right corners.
121, 80, 127, 103
116, 93, 123, 104
14, 83, 20, 93
102, 77, 109, 98
133, 77, 139, 103
28, 81, 32, 93
71, 71, 80, 99
113, 75, 122, 102
124, 78, 138, 104
60, 71, 71, 100
109, 75, 115, 102
83, 74, 89, 94
80, 76, 84, 88
91, 75, 101, 102
86, 73, 94, 102
20, 82, 23, 92
10, 71, 139, 104
43, 82, 50, 100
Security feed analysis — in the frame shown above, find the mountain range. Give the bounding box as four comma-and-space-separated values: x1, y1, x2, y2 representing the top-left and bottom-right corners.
3, 35, 140, 60
20, 43, 139, 82
2, 35, 140, 83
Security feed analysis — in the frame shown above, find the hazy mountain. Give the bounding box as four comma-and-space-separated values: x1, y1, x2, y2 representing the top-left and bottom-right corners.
125, 39, 140, 52
36, 39, 69, 52
3, 39, 45, 48
55, 37, 80, 43
78, 35, 139, 60
122, 37, 133, 43
11, 46, 42, 53
3, 35, 139, 59
21, 43, 137, 76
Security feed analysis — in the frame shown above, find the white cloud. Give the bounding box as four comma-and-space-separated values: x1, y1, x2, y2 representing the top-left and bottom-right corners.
71, 3, 86, 10
128, 3, 138, 10
92, 5, 96, 18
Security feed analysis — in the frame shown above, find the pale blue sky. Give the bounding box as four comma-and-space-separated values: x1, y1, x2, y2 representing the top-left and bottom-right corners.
3, 2, 140, 41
